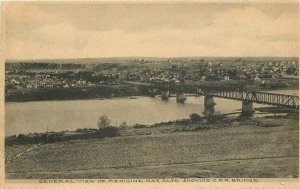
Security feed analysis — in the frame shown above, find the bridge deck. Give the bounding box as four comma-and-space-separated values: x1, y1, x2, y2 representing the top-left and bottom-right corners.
201, 91, 299, 109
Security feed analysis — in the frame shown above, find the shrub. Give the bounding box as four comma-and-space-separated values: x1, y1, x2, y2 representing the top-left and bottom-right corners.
133, 124, 146, 128
189, 113, 202, 122
98, 126, 119, 138
76, 128, 83, 133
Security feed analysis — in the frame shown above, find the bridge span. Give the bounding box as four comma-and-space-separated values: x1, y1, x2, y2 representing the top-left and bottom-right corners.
148, 83, 299, 116
200, 90, 299, 109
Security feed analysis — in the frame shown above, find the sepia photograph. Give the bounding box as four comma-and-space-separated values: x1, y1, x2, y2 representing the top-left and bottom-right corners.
2, 1, 299, 184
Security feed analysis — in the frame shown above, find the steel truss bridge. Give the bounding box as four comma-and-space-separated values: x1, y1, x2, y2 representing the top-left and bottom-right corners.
150, 83, 299, 109
199, 90, 298, 109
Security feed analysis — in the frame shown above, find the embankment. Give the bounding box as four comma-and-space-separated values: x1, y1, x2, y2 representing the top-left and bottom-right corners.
5, 84, 149, 102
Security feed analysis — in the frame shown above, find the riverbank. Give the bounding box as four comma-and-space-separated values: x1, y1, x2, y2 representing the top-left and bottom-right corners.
5, 84, 149, 102
118, 111, 298, 137
5, 107, 298, 143
5, 112, 298, 179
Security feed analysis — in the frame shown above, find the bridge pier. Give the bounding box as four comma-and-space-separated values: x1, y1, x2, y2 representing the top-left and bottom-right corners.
203, 96, 216, 116
176, 92, 187, 103
241, 100, 255, 116
161, 90, 170, 100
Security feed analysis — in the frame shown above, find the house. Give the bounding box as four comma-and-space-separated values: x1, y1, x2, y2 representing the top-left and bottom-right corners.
77, 79, 87, 85
203, 68, 212, 76
272, 66, 280, 72
281, 66, 287, 72
26, 84, 33, 89
44, 84, 53, 88
280, 61, 286, 66
11, 79, 20, 85
87, 82, 96, 87
173, 79, 181, 83
257, 67, 265, 72
207, 61, 213, 67
19, 75, 29, 79
223, 76, 230, 81
280, 75, 299, 80
254, 75, 261, 81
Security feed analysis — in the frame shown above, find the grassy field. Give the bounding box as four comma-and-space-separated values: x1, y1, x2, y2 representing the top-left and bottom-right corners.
6, 117, 298, 179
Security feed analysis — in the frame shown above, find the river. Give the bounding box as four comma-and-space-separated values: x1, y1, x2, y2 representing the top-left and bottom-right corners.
5, 89, 298, 136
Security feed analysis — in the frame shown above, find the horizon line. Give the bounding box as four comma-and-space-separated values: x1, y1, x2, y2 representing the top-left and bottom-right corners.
6, 55, 299, 62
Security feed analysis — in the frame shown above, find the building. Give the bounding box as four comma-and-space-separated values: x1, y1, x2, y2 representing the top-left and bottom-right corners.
223, 76, 230, 81
254, 75, 261, 81
77, 79, 87, 85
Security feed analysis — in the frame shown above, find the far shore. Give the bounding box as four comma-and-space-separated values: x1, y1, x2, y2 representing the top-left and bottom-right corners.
5, 86, 299, 103
5, 80, 299, 103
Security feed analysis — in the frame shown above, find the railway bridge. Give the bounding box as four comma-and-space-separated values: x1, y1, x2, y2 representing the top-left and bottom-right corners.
148, 82, 299, 116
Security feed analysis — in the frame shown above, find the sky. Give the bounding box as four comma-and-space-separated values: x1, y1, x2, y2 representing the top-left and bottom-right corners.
3, 2, 299, 59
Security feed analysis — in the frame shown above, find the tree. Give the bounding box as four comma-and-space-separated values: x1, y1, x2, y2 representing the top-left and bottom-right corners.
97, 115, 111, 129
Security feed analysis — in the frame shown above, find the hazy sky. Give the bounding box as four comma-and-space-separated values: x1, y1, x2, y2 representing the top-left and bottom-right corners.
3, 2, 299, 59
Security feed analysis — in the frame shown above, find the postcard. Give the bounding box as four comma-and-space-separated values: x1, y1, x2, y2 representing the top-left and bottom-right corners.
1, 1, 299, 189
